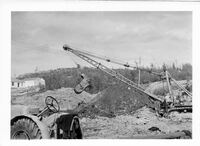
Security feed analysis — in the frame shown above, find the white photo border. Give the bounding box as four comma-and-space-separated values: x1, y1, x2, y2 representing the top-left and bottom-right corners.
0, 1, 200, 146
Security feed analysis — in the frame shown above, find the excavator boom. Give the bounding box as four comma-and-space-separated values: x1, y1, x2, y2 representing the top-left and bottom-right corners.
63, 44, 163, 103
63, 44, 192, 115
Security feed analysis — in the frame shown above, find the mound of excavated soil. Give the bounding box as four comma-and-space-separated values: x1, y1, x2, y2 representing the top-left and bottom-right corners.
145, 80, 192, 95
76, 84, 152, 118
11, 87, 95, 110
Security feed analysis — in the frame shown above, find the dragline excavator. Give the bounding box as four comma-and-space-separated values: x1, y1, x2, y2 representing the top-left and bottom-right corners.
63, 44, 192, 116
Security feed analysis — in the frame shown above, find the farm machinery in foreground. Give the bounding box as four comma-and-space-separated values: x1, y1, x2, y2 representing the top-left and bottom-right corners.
63, 44, 192, 116
11, 96, 82, 139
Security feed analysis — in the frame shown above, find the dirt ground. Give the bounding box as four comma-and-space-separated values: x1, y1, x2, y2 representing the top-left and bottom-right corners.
11, 85, 192, 139
80, 107, 192, 139
11, 87, 96, 110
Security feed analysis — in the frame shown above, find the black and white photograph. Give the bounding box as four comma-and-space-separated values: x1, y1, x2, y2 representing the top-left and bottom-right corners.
10, 11, 192, 139
0, 0, 200, 145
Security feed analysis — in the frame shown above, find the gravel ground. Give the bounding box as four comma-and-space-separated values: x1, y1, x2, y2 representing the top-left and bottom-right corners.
80, 107, 192, 139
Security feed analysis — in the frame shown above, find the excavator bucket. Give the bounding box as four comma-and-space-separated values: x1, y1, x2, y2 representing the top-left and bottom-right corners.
74, 74, 91, 94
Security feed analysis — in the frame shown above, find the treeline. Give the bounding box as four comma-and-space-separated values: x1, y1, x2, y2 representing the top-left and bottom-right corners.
17, 63, 192, 94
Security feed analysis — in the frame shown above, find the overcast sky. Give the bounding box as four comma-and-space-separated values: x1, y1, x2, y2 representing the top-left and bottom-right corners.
11, 12, 192, 76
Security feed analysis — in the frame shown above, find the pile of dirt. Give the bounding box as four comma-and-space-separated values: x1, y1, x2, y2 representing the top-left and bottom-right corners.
76, 104, 116, 119
11, 87, 95, 110
145, 80, 192, 95
76, 84, 152, 118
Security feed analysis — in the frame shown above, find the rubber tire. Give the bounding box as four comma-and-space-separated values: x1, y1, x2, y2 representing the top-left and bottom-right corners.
11, 118, 42, 139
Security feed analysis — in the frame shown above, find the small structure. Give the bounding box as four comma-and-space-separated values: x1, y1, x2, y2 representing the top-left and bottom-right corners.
11, 78, 24, 88
11, 77, 45, 88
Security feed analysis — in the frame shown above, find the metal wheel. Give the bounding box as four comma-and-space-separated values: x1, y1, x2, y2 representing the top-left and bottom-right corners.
70, 118, 82, 139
